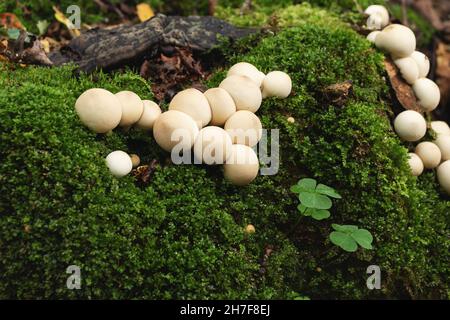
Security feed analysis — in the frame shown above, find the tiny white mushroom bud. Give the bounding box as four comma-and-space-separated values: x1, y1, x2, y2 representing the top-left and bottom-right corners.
367, 31, 381, 43
434, 135, 450, 161
219, 75, 262, 113
394, 110, 427, 142
412, 78, 441, 112
365, 5, 389, 28
415, 141, 442, 169
375, 24, 416, 58
224, 144, 259, 186
153, 110, 199, 152
193, 126, 233, 165
407, 153, 424, 176
168, 88, 212, 129
75, 88, 122, 133
437, 160, 450, 195
410, 51, 430, 78
106, 151, 133, 178
367, 13, 384, 30
261, 71, 292, 99
430, 121, 450, 137
227, 62, 265, 87
224, 110, 263, 147
136, 100, 161, 130
394, 56, 419, 85
287, 117, 295, 123
115, 91, 144, 127
204, 88, 237, 126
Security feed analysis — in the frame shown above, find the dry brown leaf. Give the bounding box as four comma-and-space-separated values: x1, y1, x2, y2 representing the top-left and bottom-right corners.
0, 13, 25, 29
136, 3, 154, 22
436, 41, 450, 108
384, 58, 422, 112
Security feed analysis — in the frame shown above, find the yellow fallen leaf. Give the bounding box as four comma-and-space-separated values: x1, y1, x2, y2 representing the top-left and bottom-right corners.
136, 3, 154, 22
53, 6, 80, 37
40, 39, 50, 53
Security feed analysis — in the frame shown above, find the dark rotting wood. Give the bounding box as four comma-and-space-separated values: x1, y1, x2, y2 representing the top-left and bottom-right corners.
48, 14, 258, 73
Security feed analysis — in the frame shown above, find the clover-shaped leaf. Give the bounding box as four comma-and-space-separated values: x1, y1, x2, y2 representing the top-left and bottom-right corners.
330, 231, 358, 252
316, 184, 342, 199
299, 192, 332, 210
351, 229, 373, 249
310, 209, 330, 220
330, 224, 373, 252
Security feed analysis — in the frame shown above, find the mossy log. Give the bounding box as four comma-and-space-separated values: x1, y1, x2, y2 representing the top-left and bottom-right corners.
49, 14, 257, 73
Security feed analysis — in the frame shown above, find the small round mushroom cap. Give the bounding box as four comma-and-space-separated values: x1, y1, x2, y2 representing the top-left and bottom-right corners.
224, 110, 263, 147
367, 31, 381, 43
193, 126, 233, 165
115, 91, 144, 127
412, 78, 441, 112
245, 224, 256, 234
410, 51, 430, 78
394, 56, 419, 85
415, 141, 442, 169
168, 88, 212, 129
204, 88, 237, 126
287, 117, 295, 123
364, 5, 389, 28
106, 151, 133, 178
367, 13, 384, 30
437, 160, 450, 195
430, 121, 450, 137
261, 71, 292, 99
219, 75, 262, 113
130, 154, 141, 168
407, 153, 424, 176
136, 100, 161, 130
434, 135, 450, 161
75, 88, 122, 133
224, 144, 259, 186
153, 110, 199, 152
227, 62, 265, 87
375, 24, 416, 58
394, 110, 427, 142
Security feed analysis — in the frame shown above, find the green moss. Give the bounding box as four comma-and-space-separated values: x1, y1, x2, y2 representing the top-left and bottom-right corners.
1, 4, 449, 299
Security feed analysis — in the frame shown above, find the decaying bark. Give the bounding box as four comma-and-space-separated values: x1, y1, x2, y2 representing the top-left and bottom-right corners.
49, 14, 257, 73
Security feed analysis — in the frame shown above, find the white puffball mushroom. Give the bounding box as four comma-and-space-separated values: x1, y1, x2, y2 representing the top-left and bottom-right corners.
219, 75, 262, 113
245, 224, 256, 234
153, 110, 199, 152
224, 110, 263, 147
168, 88, 212, 129
431, 121, 450, 137
367, 31, 381, 43
106, 151, 133, 178
115, 91, 144, 127
407, 153, 424, 176
434, 135, 450, 161
394, 110, 427, 142
227, 62, 265, 87
75, 88, 122, 133
415, 141, 442, 169
261, 71, 292, 99
224, 144, 259, 186
367, 13, 384, 30
204, 88, 237, 126
410, 51, 430, 78
365, 5, 389, 28
437, 160, 450, 195
375, 24, 416, 58
287, 117, 295, 123
193, 126, 233, 165
394, 56, 419, 85
136, 100, 161, 130
412, 78, 441, 112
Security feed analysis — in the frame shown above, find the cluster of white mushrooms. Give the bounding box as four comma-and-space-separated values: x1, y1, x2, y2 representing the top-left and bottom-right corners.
75, 62, 292, 186
362, 5, 450, 195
